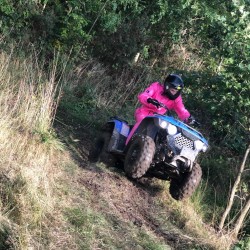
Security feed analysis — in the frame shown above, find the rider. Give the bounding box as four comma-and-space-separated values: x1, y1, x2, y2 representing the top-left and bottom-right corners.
125, 73, 195, 144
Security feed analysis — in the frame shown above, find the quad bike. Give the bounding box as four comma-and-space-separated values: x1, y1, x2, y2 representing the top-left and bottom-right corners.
89, 100, 209, 200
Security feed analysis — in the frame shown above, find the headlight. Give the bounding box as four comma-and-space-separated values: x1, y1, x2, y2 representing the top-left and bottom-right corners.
159, 120, 168, 129
202, 144, 208, 152
159, 119, 177, 135
194, 140, 207, 152
167, 124, 177, 135
194, 140, 204, 151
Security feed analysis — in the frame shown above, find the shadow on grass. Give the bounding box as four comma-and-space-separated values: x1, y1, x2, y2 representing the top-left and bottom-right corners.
0, 227, 14, 250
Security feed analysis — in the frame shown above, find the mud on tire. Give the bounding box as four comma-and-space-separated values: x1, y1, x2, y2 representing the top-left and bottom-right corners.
169, 163, 202, 200
124, 134, 155, 179
88, 126, 116, 166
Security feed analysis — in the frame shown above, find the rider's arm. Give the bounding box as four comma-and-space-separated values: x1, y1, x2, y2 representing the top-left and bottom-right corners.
173, 96, 190, 121
138, 82, 160, 108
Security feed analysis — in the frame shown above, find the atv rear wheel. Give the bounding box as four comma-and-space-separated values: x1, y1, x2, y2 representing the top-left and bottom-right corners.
88, 130, 116, 166
169, 163, 202, 200
124, 134, 155, 179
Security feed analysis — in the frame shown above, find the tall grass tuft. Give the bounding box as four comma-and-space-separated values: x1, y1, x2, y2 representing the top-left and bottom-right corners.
0, 49, 64, 249
0, 51, 61, 135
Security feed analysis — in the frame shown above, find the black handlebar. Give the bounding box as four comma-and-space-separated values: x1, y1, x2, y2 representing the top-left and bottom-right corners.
147, 98, 168, 110
147, 98, 201, 127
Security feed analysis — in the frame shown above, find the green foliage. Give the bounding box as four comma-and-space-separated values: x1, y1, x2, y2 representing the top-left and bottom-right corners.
59, 83, 102, 127
233, 237, 250, 250
169, 1, 249, 153
34, 129, 65, 151
1, 0, 250, 243
184, 71, 249, 153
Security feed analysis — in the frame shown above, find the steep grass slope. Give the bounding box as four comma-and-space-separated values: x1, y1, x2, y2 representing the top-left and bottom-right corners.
0, 50, 234, 249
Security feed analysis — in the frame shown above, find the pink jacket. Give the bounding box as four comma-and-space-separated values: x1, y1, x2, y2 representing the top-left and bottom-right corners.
135, 82, 190, 122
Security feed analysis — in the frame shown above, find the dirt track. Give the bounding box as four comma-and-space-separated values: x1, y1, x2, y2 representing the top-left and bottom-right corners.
54, 112, 214, 250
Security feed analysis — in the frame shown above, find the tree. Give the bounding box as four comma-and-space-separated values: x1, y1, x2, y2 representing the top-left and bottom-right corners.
218, 145, 250, 239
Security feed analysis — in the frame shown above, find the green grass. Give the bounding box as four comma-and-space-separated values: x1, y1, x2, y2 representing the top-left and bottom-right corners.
65, 206, 171, 250
0, 48, 247, 250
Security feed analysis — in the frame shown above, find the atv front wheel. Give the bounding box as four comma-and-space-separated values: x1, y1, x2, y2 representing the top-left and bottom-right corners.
169, 163, 202, 200
88, 129, 116, 166
124, 134, 155, 179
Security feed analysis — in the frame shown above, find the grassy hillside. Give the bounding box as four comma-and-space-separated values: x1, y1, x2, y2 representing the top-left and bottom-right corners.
54, 115, 234, 250
0, 50, 248, 250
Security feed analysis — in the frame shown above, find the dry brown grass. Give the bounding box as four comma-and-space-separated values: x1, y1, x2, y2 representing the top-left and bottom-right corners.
0, 50, 65, 249
159, 184, 234, 250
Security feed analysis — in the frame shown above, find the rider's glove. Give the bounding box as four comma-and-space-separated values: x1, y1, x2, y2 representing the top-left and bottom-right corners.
147, 98, 161, 108
185, 115, 196, 125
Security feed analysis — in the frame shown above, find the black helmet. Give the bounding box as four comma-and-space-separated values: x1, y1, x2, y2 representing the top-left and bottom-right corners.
163, 74, 184, 100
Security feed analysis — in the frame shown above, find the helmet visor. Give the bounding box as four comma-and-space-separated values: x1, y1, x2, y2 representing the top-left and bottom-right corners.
166, 82, 183, 90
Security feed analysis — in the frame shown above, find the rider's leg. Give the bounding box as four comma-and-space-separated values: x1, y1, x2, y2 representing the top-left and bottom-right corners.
125, 108, 149, 145
125, 121, 140, 145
